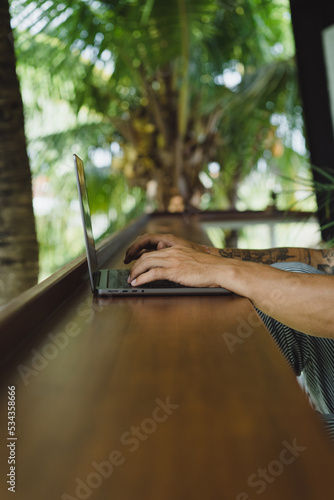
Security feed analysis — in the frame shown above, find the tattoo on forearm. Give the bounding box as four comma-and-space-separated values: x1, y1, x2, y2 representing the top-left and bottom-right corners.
218, 247, 294, 265
304, 249, 312, 266
218, 248, 242, 260
318, 264, 334, 274
317, 249, 334, 274
219, 246, 334, 273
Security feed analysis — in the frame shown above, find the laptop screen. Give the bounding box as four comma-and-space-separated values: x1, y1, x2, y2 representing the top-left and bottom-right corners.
73, 154, 99, 291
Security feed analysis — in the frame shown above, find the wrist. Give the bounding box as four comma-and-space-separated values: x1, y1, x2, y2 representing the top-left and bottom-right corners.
200, 244, 222, 256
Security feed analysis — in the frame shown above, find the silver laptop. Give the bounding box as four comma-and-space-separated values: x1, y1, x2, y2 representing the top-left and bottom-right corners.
74, 154, 231, 296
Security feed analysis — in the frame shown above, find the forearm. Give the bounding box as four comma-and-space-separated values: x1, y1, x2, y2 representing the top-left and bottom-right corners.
125, 233, 334, 274
208, 246, 334, 273
126, 234, 334, 337
209, 246, 307, 264
216, 259, 334, 338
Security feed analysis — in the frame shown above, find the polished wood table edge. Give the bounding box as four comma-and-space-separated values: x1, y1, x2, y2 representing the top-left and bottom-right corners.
0, 214, 333, 500
0, 213, 150, 362
0, 209, 318, 363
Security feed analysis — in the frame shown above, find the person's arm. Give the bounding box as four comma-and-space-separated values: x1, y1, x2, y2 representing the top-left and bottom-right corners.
216, 257, 334, 338
212, 247, 334, 274
124, 232, 334, 274
125, 234, 334, 338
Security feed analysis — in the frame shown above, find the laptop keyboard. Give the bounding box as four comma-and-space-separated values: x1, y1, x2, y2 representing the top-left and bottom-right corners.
106, 270, 128, 288
107, 269, 186, 289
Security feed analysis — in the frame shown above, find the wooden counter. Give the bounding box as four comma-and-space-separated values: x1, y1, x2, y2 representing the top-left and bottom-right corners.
0, 214, 333, 500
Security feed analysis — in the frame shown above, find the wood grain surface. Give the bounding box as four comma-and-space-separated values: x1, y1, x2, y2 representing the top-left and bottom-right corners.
0, 215, 333, 500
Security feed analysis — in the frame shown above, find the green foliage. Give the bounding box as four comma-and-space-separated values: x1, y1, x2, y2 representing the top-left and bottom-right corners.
9, 0, 315, 277
288, 165, 334, 233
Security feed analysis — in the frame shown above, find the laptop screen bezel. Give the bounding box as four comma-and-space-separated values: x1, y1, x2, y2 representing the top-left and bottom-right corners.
73, 154, 99, 292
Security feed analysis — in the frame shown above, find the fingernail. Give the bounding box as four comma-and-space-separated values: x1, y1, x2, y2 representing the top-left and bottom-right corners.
131, 279, 136, 286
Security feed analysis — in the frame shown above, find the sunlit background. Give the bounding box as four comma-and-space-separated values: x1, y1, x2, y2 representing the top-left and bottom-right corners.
9, 0, 320, 281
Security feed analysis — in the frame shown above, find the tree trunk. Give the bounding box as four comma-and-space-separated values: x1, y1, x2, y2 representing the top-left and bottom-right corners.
0, 0, 39, 306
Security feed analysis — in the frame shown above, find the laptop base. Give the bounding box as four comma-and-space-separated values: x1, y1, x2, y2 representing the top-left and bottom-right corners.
96, 269, 231, 296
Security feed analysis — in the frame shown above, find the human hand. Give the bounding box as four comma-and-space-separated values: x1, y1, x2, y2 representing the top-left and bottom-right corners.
127, 244, 225, 288
124, 233, 205, 264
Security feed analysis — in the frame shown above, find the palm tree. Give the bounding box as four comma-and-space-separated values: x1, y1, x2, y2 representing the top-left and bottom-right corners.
13, 0, 305, 220
12, 0, 301, 212
0, 0, 39, 306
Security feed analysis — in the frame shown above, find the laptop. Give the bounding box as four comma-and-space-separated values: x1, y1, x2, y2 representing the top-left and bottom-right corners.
73, 154, 231, 296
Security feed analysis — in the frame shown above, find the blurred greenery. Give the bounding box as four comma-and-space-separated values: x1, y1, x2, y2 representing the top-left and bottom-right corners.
9, 0, 317, 279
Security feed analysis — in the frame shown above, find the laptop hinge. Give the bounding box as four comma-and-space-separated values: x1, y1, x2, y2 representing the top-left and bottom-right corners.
94, 271, 101, 288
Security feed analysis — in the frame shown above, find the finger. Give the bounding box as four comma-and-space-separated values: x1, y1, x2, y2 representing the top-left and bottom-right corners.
124, 234, 174, 263
130, 267, 170, 286
124, 234, 161, 263
129, 244, 187, 277
129, 253, 171, 282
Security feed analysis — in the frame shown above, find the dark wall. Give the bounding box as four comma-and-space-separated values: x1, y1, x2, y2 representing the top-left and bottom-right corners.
290, 0, 334, 240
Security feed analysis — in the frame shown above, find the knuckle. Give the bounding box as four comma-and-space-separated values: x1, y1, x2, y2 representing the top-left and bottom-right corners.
150, 268, 159, 278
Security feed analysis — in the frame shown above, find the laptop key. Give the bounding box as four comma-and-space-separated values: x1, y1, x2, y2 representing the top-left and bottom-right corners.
107, 269, 187, 289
